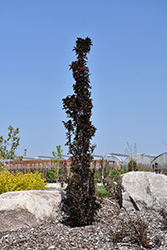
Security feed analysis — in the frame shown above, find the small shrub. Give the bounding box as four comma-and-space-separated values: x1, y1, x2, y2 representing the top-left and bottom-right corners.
111, 209, 152, 248
109, 168, 121, 179
128, 159, 138, 171
109, 167, 128, 180
111, 222, 128, 243
104, 176, 122, 207
125, 212, 152, 248
0, 169, 46, 194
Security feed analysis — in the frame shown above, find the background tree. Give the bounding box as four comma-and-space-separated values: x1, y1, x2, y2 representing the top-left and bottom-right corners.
0, 125, 27, 171
62, 37, 101, 226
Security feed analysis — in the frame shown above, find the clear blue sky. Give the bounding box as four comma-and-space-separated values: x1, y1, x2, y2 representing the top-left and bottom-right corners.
0, 0, 167, 158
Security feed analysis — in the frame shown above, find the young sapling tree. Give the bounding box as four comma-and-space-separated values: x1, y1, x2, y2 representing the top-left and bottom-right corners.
47, 145, 63, 183
62, 37, 101, 226
0, 125, 26, 171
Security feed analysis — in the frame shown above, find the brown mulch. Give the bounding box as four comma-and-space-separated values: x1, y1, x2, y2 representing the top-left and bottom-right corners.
0, 198, 167, 250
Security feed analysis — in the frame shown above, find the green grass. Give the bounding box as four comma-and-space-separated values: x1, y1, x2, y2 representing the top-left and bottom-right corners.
46, 184, 112, 197
96, 185, 111, 197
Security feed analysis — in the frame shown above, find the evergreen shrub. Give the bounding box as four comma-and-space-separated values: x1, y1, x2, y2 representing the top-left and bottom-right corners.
128, 159, 138, 171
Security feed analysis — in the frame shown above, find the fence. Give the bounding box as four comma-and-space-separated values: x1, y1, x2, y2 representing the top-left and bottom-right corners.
3, 159, 109, 182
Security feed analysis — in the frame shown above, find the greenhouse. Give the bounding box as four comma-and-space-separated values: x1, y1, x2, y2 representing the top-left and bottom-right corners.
104, 153, 125, 169
122, 153, 155, 169
151, 152, 167, 170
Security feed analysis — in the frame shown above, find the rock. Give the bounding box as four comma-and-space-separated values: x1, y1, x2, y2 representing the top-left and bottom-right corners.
0, 190, 62, 232
122, 171, 167, 212
45, 182, 67, 189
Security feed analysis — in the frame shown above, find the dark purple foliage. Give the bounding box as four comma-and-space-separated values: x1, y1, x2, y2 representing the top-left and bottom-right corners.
62, 37, 101, 226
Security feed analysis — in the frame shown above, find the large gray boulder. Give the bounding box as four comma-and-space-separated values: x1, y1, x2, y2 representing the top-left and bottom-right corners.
122, 171, 167, 212
0, 190, 62, 232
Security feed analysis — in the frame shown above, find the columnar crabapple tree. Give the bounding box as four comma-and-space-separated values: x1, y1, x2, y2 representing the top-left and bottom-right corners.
62, 37, 100, 226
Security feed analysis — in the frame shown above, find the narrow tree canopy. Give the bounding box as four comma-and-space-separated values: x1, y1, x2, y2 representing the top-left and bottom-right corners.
62, 37, 101, 227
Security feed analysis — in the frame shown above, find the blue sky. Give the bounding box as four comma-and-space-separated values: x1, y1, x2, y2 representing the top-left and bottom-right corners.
0, 0, 167, 158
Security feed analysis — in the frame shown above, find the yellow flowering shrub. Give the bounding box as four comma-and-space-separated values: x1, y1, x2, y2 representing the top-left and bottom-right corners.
0, 170, 47, 194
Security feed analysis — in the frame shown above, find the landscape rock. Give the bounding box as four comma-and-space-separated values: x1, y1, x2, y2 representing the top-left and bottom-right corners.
122, 171, 167, 212
0, 190, 63, 232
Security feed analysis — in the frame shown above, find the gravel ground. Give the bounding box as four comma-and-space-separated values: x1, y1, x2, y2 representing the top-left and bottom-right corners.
0, 197, 167, 250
